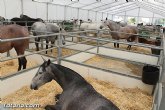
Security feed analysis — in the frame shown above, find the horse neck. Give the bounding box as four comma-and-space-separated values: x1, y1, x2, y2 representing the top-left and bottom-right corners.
107, 21, 120, 31
51, 64, 86, 90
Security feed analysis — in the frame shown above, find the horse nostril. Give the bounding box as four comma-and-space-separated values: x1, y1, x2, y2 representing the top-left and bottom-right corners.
30, 84, 33, 89
34, 86, 38, 90
30, 84, 38, 90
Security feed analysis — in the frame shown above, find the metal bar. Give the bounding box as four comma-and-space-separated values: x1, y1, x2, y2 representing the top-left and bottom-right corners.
30, 40, 56, 47
154, 0, 165, 5
21, 0, 23, 14
0, 33, 61, 43
57, 34, 62, 64
108, 6, 139, 15
95, 11, 97, 21
143, 1, 165, 12
31, 30, 55, 34
138, 2, 165, 14
62, 45, 159, 66
64, 39, 97, 47
80, 1, 99, 8
99, 45, 159, 57
97, 31, 100, 53
77, 8, 80, 19
104, 14, 164, 19
65, 34, 163, 50
64, 29, 158, 38
46, 2, 48, 21
67, 1, 79, 6
89, 1, 116, 10
0, 28, 161, 46
0, 46, 57, 62
124, 11, 126, 22
95, 1, 127, 12
101, 2, 135, 12
87, 10, 89, 19
104, 4, 137, 13
137, 7, 140, 24
135, 2, 165, 16
64, 5, 67, 20
61, 58, 141, 80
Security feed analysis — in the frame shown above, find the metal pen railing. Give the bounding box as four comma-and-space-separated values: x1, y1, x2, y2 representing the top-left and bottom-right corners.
0, 29, 163, 78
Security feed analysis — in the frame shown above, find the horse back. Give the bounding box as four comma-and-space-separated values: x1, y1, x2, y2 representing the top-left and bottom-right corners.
59, 83, 119, 110
46, 23, 60, 33
0, 24, 29, 53
0, 24, 29, 38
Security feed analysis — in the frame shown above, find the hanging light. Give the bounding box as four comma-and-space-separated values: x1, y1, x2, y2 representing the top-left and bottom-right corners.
32, 0, 53, 2
71, 0, 79, 2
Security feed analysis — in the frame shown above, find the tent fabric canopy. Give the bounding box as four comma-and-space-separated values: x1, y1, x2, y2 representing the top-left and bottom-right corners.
39, 0, 165, 16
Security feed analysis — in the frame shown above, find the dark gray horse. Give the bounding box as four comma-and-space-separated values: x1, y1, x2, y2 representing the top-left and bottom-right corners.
31, 22, 65, 54
30, 59, 119, 110
11, 14, 43, 31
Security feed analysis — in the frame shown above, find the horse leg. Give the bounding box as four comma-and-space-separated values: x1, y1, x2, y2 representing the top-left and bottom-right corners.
17, 57, 27, 71
51, 40, 55, 53
114, 43, 116, 48
18, 58, 22, 71
126, 35, 137, 50
117, 43, 119, 48
46, 40, 49, 54
127, 45, 131, 50
21, 57, 27, 69
62, 35, 66, 45
35, 38, 40, 51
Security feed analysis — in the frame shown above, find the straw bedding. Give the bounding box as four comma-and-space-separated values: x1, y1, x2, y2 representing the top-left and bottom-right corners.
29, 48, 77, 57
2, 77, 152, 110
0, 58, 38, 77
42, 48, 77, 57
84, 56, 143, 76
105, 43, 151, 54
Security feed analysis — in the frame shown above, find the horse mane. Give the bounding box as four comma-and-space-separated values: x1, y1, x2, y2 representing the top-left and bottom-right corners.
105, 20, 121, 31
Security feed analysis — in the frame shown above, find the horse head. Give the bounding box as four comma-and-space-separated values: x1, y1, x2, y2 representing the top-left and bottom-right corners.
30, 59, 55, 90
102, 19, 120, 31
37, 18, 44, 23
0, 16, 5, 21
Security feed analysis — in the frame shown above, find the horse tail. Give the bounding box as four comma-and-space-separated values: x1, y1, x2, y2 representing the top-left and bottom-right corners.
126, 35, 138, 50
127, 35, 138, 42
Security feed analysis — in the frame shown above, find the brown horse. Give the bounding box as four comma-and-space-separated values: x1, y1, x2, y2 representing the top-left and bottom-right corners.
127, 36, 161, 50
0, 24, 29, 71
103, 19, 138, 48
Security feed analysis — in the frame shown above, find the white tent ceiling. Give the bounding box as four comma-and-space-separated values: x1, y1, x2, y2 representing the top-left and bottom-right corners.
0, 0, 164, 23
38, 0, 165, 17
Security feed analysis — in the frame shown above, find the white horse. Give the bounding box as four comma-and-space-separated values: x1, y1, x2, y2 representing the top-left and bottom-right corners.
80, 22, 105, 31
75, 22, 107, 42
31, 22, 65, 54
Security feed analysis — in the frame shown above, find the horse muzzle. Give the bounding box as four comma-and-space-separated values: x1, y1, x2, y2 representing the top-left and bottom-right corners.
30, 84, 38, 90
100, 26, 103, 29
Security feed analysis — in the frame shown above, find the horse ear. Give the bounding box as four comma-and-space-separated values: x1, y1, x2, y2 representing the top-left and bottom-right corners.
41, 56, 46, 62
47, 59, 51, 66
